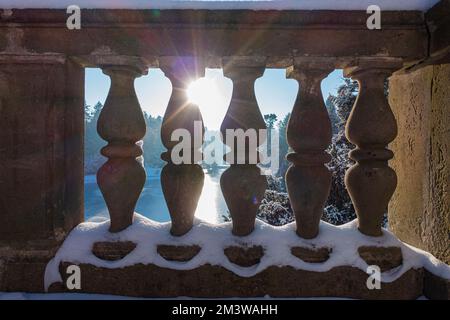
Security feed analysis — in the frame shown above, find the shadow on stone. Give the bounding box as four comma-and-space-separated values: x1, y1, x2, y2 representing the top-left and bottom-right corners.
157, 245, 201, 262
358, 246, 403, 272
224, 245, 264, 267
92, 241, 137, 261
291, 246, 331, 263
424, 269, 450, 300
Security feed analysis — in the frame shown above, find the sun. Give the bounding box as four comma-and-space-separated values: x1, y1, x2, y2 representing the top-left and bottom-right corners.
187, 70, 231, 130
187, 77, 220, 107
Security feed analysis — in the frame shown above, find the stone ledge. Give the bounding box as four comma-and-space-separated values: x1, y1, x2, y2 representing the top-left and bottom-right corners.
41, 217, 450, 299
51, 261, 442, 299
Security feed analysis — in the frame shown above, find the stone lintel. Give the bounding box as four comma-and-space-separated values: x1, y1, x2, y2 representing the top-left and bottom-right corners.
0, 10, 427, 63
74, 54, 151, 74
0, 53, 66, 64
222, 56, 267, 68
0, 9, 425, 26
158, 56, 206, 78
343, 57, 404, 77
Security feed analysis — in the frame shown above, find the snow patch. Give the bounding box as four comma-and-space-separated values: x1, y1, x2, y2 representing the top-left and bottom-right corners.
0, 1, 441, 12
45, 213, 450, 291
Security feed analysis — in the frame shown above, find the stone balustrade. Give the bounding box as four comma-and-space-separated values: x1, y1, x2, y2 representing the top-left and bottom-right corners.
92, 56, 402, 241
0, 6, 449, 299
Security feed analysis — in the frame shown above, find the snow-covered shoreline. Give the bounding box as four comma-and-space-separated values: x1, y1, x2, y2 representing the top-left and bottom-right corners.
45, 213, 450, 291
0, 0, 440, 12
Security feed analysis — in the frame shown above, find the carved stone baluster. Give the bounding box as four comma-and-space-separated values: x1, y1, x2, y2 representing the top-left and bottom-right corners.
344, 61, 400, 237
160, 57, 205, 236
286, 64, 332, 239
97, 64, 147, 233
221, 61, 267, 237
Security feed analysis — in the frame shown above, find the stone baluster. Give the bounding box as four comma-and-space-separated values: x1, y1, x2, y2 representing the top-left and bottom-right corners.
344, 61, 400, 237
160, 57, 205, 236
97, 61, 147, 233
221, 60, 268, 237
286, 62, 332, 239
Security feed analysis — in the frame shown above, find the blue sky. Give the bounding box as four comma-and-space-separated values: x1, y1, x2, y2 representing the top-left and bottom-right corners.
85, 68, 345, 129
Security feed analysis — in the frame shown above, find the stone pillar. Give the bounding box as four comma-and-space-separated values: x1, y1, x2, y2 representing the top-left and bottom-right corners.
286, 62, 332, 239
97, 59, 148, 233
389, 64, 450, 264
0, 54, 84, 291
160, 57, 205, 236
220, 59, 267, 237
344, 60, 401, 237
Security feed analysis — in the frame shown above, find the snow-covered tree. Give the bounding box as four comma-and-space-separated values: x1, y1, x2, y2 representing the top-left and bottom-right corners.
256, 77, 363, 226
323, 78, 358, 225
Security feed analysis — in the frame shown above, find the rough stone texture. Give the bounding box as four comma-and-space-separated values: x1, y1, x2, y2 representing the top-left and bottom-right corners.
92, 241, 137, 261
291, 247, 331, 263
0, 57, 83, 293
224, 246, 264, 267
157, 245, 201, 262
389, 64, 450, 264
0, 259, 48, 292
358, 246, 403, 272
0, 244, 59, 292
0, 10, 427, 65
424, 270, 450, 300
55, 262, 429, 299
0, 57, 84, 242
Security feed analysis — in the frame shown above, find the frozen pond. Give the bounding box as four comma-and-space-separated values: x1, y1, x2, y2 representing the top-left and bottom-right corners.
84, 167, 229, 223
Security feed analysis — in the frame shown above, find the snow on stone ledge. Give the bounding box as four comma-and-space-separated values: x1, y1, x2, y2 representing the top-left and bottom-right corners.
0, 0, 441, 12
45, 213, 450, 291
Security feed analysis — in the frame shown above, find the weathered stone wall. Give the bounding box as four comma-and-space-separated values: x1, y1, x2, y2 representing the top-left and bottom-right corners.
0, 57, 84, 242
389, 64, 450, 264
0, 57, 84, 292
